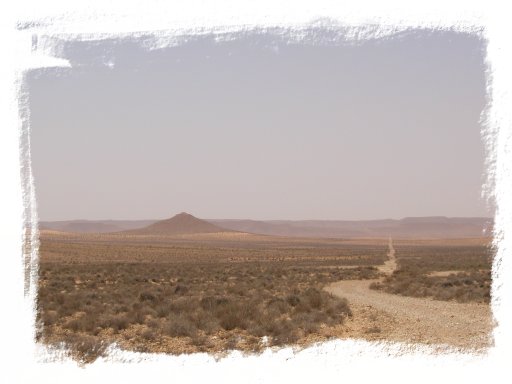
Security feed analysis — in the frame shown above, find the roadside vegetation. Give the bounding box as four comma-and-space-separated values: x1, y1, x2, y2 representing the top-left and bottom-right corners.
370, 244, 492, 303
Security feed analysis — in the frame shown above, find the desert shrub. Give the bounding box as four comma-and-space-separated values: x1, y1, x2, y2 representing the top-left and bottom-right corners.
267, 320, 299, 345
266, 297, 289, 316
292, 312, 320, 335
190, 334, 208, 347
63, 318, 82, 332
128, 308, 149, 324
303, 287, 323, 309
100, 314, 129, 332
164, 314, 197, 337
40, 310, 59, 326
174, 284, 189, 295
286, 294, 301, 307
141, 327, 158, 341
190, 310, 220, 333
200, 295, 228, 312
217, 301, 249, 331
155, 303, 172, 318
61, 334, 108, 364
325, 297, 352, 319
169, 297, 199, 315
139, 291, 157, 302
63, 313, 97, 333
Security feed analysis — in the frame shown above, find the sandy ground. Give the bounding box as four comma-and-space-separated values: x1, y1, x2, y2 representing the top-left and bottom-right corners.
324, 238, 494, 351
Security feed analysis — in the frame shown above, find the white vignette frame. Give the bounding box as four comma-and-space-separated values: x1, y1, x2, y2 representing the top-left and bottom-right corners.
2, 1, 511, 383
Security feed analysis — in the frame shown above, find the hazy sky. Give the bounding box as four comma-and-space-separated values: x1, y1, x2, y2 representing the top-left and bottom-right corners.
28, 30, 491, 221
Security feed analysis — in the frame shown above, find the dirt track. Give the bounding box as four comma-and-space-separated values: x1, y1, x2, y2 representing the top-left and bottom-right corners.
325, 238, 493, 350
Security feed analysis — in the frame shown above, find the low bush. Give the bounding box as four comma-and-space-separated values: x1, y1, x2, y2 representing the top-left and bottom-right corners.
164, 314, 197, 337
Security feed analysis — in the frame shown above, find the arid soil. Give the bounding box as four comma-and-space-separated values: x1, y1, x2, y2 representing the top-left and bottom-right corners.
325, 238, 493, 350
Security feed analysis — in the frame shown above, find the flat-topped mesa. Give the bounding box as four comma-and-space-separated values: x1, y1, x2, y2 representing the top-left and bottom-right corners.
124, 212, 231, 235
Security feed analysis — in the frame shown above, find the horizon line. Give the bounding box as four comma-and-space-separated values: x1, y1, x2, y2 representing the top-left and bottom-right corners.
38, 214, 494, 223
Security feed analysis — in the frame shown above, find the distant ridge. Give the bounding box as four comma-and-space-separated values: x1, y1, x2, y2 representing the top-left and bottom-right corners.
39, 219, 155, 233
207, 216, 493, 239
123, 212, 231, 235
39, 216, 493, 239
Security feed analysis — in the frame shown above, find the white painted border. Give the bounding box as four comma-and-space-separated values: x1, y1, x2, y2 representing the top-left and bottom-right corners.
1, 1, 510, 383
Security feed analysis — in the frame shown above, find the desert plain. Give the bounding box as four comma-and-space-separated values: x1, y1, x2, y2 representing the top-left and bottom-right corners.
36, 213, 493, 362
